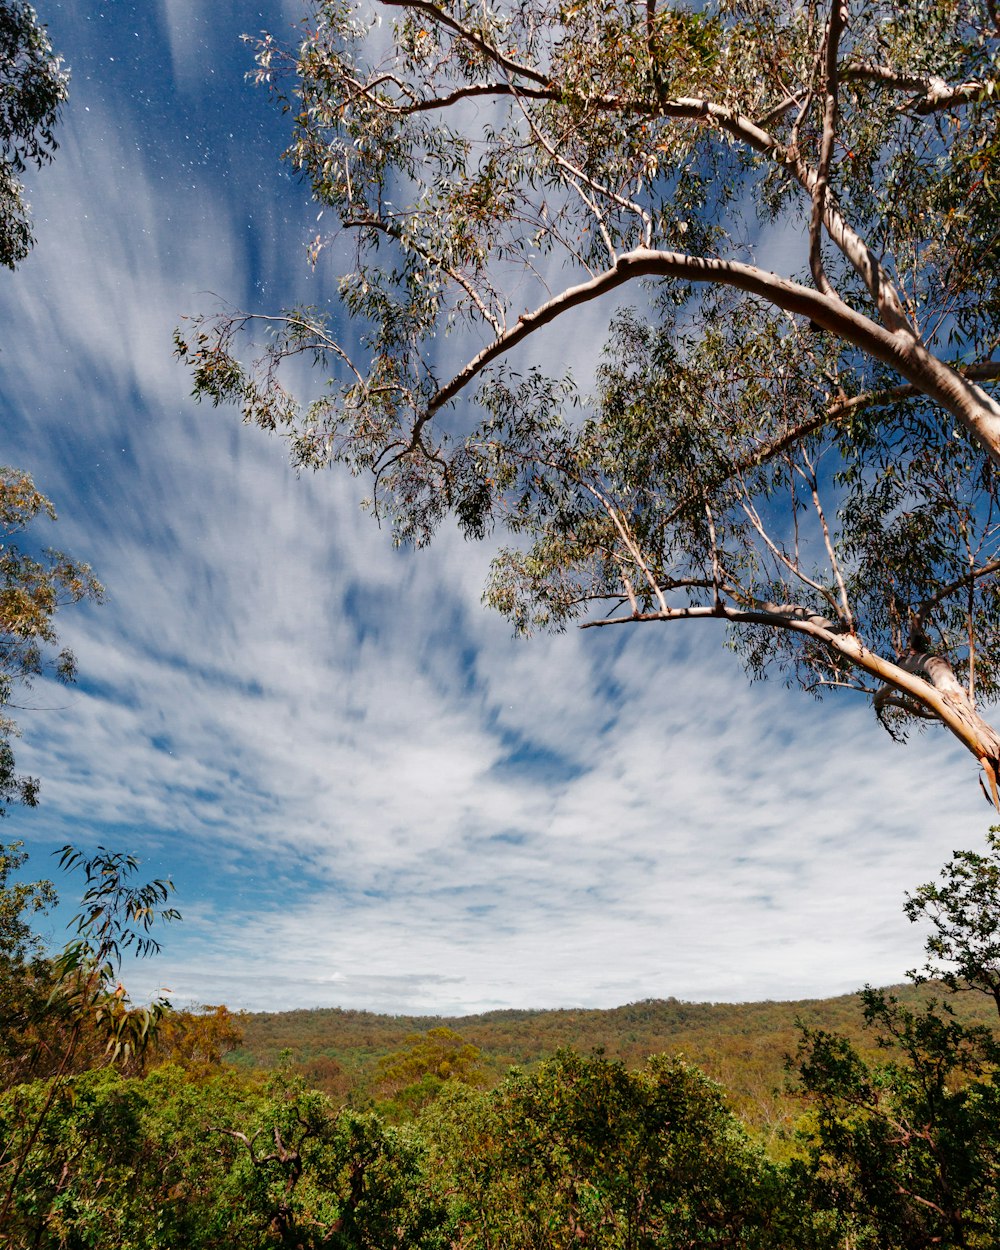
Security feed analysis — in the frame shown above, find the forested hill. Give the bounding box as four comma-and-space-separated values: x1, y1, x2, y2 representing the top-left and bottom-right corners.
234, 984, 995, 1069
230, 985, 997, 1134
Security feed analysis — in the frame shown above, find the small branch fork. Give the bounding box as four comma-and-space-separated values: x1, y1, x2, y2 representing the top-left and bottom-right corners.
210, 1124, 308, 1239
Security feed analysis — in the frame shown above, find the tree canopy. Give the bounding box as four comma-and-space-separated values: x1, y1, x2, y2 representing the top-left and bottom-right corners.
793, 831, 1000, 1247
0, 468, 102, 813
0, 1, 67, 268
178, 0, 1000, 797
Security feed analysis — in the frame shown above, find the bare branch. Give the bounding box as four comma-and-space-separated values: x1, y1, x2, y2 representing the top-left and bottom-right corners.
552, 463, 669, 613
616, 559, 640, 615
874, 686, 938, 720
244, 313, 367, 387
814, 676, 878, 694
704, 501, 722, 609
754, 91, 804, 128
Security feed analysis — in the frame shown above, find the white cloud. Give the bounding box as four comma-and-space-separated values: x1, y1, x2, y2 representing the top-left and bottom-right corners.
0, 1, 992, 1019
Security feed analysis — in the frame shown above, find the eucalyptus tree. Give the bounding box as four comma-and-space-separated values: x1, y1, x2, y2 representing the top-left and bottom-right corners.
178, 0, 1000, 797
794, 833, 1000, 1246
0, 1, 67, 268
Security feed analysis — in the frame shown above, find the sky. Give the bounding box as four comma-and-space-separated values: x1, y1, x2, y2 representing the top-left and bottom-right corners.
0, 0, 995, 1017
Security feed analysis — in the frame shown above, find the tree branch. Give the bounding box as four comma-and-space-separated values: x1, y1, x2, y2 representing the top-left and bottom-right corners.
378, 0, 550, 87
331, 16, 915, 334
392, 81, 554, 113
418, 247, 1000, 465
513, 94, 652, 253
809, 0, 847, 299
569, 91, 912, 330
581, 600, 1000, 771
841, 64, 1000, 114
737, 364, 1000, 475
874, 686, 938, 720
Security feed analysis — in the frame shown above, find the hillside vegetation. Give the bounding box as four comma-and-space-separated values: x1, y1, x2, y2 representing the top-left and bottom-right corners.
232, 984, 998, 1137
6, 835, 1000, 1247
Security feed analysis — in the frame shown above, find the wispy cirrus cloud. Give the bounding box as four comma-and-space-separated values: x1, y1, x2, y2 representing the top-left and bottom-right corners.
0, 1, 991, 1016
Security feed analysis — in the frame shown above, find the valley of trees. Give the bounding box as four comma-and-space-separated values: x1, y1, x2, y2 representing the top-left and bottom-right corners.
3, 834, 1000, 1246
229, 982, 998, 1141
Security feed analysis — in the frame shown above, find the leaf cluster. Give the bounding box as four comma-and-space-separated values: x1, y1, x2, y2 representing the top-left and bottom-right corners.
0, 467, 103, 815
0, 1, 68, 267
793, 830, 1000, 1247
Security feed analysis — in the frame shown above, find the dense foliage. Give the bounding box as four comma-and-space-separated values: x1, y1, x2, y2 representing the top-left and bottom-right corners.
3, 835, 1000, 1247
0, 0, 67, 268
0, 1053, 844, 1250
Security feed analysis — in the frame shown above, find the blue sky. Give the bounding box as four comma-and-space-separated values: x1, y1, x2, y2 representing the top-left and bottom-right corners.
0, 0, 994, 1016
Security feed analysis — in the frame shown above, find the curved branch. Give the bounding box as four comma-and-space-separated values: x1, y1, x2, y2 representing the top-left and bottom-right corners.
341, 2, 911, 332
420, 246, 1000, 464
581, 600, 1000, 771
842, 64, 1000, 114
